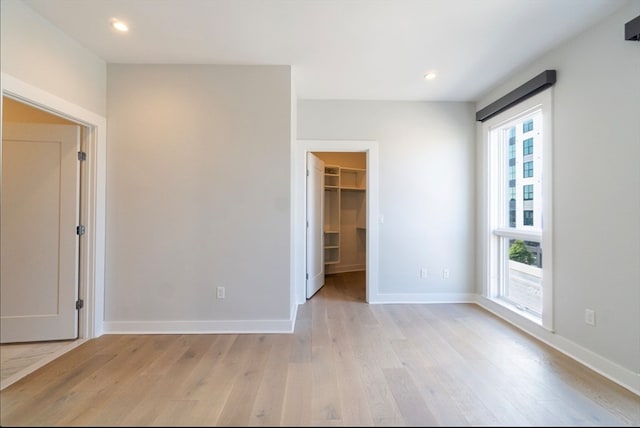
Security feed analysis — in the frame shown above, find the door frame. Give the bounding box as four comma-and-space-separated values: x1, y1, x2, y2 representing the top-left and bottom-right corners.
1, 73, 107, 339
294, 140, 379, 304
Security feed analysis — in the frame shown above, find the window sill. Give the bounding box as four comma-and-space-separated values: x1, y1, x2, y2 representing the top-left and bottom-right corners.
488, 297, 543, 327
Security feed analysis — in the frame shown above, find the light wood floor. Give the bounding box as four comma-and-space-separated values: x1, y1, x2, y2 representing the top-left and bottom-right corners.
1, 339, 83, 390
1, 271, 638, 426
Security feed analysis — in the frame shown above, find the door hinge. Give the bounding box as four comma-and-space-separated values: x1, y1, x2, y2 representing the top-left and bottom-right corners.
306, 169, 309, 177
306, 273, 309, 280
78, 151, 87, 161
76, 299, 84, 310
76, 225, 86, 235
306, 220, 309, 228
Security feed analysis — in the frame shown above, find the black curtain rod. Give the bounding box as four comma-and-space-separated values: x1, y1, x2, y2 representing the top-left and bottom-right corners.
625, 15, 640, 40
476, 70, 556, 122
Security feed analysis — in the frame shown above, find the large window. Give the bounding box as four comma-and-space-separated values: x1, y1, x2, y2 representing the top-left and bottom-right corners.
484, 89, 552, 329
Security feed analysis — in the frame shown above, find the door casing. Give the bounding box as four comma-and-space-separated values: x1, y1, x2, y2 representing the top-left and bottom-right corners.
294, 139, 379, 304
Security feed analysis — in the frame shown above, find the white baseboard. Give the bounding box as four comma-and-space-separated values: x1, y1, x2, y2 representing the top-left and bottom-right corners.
103, 317, 296, 335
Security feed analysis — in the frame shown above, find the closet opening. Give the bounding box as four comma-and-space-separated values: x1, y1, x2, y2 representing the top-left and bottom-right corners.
309, 151, 367, 302
296, 139, 378, 305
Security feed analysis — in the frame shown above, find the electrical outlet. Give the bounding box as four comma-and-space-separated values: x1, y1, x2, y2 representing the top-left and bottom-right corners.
443, 268, 450, 279
420, 268, 428, 279
217, 286, 225, 299
585, 308, 595, 326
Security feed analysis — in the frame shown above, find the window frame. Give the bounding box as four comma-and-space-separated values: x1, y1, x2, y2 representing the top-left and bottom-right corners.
481, 88, 554, 331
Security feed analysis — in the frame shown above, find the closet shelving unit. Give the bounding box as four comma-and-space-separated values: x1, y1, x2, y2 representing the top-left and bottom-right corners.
323, 165, 341, 264
323, 165, 366, 266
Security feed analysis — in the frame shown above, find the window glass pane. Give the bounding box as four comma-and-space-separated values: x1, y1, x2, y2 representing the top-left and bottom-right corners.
488, 104, 546, 321
503, 238, 542, 315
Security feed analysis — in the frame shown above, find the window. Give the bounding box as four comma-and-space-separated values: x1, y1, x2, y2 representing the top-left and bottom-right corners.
523, 161, 533, 177
523, 210, 534, 225
509, 141, 516, 159
483, 89, 552, 330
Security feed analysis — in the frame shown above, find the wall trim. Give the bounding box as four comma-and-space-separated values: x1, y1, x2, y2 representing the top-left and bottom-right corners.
103, 318, 296, 334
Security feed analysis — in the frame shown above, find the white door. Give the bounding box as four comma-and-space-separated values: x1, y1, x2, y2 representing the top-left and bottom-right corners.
306, 152, 325, 298
1, 123, 81, 343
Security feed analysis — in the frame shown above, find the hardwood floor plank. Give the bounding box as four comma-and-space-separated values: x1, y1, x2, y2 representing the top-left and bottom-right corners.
280, 362, 313, 426
0, 340, 77, 385
216, 335, 271, 426
334, 350, 375, 426
150, 399, 199, 427
310, 344, 342, 425
326, 310, 375, 426
357, 363, 406, 426
0, 351, 117, 426
390, 308, 501, 426
173, 334, 235, 400
249, 335, 292, 426
383, 367, 438, 426
1, 271, 638, 427
389, 338, 470, 426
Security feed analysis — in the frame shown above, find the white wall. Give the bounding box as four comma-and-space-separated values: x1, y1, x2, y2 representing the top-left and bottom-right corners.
298, 101, 476, 301
476, 0, 640, 391
0, 0, 106, 116
105, 64, 293, 332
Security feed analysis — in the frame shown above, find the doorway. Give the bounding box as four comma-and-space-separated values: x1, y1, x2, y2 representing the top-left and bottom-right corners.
0, 76, 106, 386
1, 74, 106, 341
0, 96, 90, 388
295, 140, 379, 305
310, 151, 367, 300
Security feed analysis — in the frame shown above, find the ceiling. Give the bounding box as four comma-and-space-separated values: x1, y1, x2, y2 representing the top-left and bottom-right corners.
22, 0, 628, 102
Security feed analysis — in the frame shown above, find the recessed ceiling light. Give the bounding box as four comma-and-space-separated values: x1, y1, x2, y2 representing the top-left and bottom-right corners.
424, 71, 437, 81
110, 19, 129, 33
